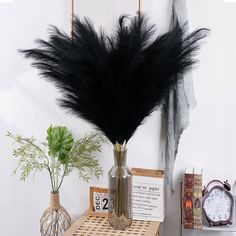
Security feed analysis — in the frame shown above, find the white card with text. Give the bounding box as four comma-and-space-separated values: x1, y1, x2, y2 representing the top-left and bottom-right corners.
132, 175, 165, 222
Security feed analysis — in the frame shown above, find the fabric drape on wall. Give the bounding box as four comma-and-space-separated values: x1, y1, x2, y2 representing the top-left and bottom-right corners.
163, 0, 197, 192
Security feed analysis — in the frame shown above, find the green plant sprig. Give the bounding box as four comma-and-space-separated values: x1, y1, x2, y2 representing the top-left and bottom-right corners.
7, 126, 106, 193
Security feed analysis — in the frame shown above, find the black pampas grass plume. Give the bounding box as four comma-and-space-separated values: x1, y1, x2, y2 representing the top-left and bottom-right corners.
21, 15, 208, 144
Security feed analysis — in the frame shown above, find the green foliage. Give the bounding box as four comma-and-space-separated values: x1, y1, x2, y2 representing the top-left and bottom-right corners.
68, 132, 105, 181
47, 126, 74, 163
7, 127, 105, 192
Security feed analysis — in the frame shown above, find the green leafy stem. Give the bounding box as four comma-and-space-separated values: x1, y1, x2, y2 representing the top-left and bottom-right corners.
7, 126, 106, 193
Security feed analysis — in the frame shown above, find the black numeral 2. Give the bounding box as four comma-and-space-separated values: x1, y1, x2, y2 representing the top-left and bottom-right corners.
102, 198, 108, 210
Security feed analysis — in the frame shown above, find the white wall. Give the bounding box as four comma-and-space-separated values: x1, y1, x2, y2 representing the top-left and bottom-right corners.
0, 0, 234, 236
164, 1, 236, 236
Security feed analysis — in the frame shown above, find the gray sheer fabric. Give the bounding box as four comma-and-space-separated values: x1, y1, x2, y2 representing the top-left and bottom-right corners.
163, 0, 196, 192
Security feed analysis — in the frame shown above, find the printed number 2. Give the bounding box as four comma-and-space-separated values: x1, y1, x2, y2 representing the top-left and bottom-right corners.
103, 198, 108, 210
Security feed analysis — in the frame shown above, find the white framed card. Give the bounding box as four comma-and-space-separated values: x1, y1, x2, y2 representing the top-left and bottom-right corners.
131, 168, 165, 222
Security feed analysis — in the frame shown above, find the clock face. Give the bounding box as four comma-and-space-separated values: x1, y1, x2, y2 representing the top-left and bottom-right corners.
203, 187, 233, 223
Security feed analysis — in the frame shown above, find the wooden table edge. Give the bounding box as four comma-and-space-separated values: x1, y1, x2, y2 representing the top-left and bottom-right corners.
64, 210, 90, 236
146, 221, 161, 236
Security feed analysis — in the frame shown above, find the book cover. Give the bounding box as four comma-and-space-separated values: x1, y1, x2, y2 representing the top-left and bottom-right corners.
193, 170, 202, 229
184, 169, 194, 229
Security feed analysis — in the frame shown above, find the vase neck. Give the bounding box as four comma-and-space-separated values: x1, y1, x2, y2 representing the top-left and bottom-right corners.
113, 149, 127, 167
50, 192, 60, 210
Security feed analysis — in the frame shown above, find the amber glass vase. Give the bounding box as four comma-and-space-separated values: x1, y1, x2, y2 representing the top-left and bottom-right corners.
40, 192, 71, 236
108, 149, 133, 230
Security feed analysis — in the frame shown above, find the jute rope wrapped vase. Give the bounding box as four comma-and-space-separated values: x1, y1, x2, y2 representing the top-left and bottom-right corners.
21, 7, 208, 230
40, 192, 71, 236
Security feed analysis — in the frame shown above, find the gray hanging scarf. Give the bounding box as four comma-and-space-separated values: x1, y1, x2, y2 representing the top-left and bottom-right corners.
163, 0, 196, 192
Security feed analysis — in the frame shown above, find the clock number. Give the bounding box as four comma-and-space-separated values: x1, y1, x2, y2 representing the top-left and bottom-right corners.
103, 198, 108, 210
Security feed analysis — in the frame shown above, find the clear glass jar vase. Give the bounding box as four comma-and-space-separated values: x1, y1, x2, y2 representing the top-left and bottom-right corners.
40, 192, 71, 236
108, 149, 133, 230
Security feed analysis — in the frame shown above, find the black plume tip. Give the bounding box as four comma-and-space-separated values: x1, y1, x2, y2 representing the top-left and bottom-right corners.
20, 14, 209, 144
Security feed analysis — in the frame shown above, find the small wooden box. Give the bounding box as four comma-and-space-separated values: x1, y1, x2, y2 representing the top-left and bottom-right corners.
64, 211, 161, 236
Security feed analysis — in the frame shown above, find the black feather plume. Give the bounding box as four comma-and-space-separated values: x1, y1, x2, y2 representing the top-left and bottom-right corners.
21, 15, 208, 145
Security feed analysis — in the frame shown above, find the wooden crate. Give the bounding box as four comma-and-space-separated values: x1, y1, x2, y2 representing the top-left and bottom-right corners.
64, 211, 161, 236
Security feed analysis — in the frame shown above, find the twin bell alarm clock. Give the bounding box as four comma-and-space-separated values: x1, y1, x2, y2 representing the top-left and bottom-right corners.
202, 179, 233, 227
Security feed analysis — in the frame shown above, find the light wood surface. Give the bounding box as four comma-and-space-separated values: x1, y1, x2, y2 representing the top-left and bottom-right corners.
64, 211, 161, 236
64, 210, 90, 236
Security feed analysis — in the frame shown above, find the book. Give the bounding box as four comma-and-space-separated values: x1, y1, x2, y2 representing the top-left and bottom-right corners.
184, 168, 194, 229
193, 169, 203, 229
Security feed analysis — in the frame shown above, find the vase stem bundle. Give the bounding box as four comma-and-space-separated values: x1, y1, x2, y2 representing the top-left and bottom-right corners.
108, 143, 132, 230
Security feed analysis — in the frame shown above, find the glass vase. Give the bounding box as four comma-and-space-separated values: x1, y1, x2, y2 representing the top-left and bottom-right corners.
108, 149, 133, 230
40, 192, 71, 236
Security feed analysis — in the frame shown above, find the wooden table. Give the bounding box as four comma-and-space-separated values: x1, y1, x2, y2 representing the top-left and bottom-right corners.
65, 211, 161, 236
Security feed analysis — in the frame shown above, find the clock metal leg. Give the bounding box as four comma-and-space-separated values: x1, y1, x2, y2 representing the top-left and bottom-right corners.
180, 222, 183, 236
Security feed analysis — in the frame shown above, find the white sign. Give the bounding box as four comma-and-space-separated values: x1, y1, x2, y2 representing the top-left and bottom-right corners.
0, 0, 13, 2
132, 175, 165, 222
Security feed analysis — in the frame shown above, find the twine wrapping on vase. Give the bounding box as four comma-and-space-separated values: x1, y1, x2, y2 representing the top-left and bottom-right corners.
50, 192, 60, 210
40, 192, 71, 236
